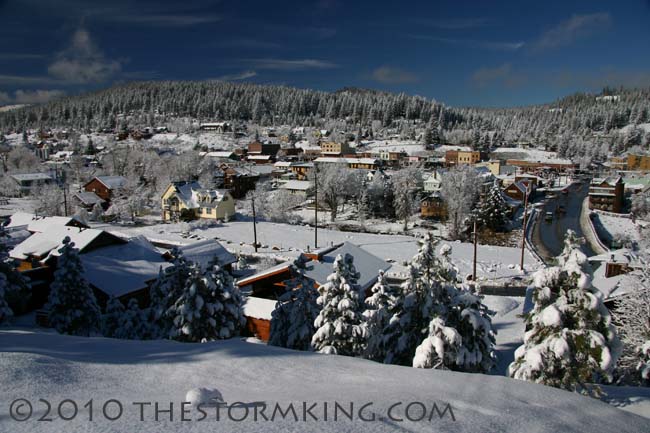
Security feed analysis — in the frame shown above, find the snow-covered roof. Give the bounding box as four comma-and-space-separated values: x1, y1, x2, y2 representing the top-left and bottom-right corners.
242, 296, 277, 320
280, 180, 311, 191
9, 226, 122, 260
274, 161, 294, 168
177, 239, 236, 270
314, 157, 379, 165
10, 173, 53, 182
204, 151, 236, 158
94, 176, 127, 190
6, 212, 87, 232
74, 191, 105, 206
247, 155, 272, 160
168, 181, 231, 210
81, 236, 170, 298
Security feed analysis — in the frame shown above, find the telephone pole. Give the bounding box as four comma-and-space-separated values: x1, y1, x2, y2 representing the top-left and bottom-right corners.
251, 195, 258, 253
520, 184, 530, 270
314, 165, 318, 249
472, 219, 478, 281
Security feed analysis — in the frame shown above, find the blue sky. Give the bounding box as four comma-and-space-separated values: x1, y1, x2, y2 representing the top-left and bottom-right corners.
1, 0, 649, 108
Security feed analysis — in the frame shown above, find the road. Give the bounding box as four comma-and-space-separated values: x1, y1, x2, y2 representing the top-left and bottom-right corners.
531, 182, 595, 261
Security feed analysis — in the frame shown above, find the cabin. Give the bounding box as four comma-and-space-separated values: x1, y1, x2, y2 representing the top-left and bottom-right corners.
73, 191, 106, 210
279, 180, 312, 196
163, 239, 237, 272
161, 181, 235, 222
248, 141, 281, 156
199, 122, 231, 132
83, 176, 127, 202
503, 181, 529, 201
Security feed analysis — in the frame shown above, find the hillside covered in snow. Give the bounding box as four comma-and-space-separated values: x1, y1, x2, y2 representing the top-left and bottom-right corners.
0, 328, 647, 433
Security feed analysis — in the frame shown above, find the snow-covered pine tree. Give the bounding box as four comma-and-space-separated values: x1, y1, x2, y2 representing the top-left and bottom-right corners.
46, 237, 101, 336
413, 317, 462, 369
149, 247, 191, 338
203, 256, 245, 339
363, 269, 399, 361
169, 264, 223, 342
269, 256, 320, 350
0, 223, 30, 322
311, 253, 367, 356
474, 180, 510, 232
102, 296, 126, 338
383, 233, 449, 365
116, 299, 151, 340
508, 231, 620, 396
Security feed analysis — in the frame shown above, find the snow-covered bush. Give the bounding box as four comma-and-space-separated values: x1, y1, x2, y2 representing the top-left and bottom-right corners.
185, 387, 223, 407
269, 257, 320, 351
413, 317, 462, 369
311, 253, 367, 356
46, 237, 101, 336
508, 231, 620, 396
102, 296, 126, 338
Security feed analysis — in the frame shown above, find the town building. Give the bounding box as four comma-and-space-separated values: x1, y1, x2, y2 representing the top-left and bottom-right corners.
319, 141, 352, 156
83, 176, 127, 202
10, 173, 54, 196
588, 176, 625, 213
161, 181, 235, 222
420, 193, 447, 219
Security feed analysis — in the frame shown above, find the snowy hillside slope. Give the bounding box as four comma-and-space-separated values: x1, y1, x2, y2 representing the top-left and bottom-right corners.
0, 329, 647, 433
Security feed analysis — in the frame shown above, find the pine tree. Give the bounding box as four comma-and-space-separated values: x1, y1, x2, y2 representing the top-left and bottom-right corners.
474, 180, 510, 232
203, 256, 245, 339
311, 254, 367, 356
46, 237, 101, 336
0, 224, 30, 323
117, 299, 150, 339
149, 247, 192, 338
413, 317, 462, 369
102, 296, 126, 338
169, 264, 223, 342
508, 231, 620, 396
363, 270, 399, 361
269, 257, 320, 350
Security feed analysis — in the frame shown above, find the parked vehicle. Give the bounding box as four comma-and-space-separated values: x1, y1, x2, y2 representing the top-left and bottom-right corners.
545, 211, 554, 222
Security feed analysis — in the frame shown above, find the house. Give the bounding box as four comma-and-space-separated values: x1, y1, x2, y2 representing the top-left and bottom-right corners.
10, 173, 54, 195
242, 296, 277, 341
203, 151, 238, 161
10, 225, 125, 271
237, 242, 391, 300
589, 177, 625, 213
221, 165, 260, 198
79, 236, 170, 306
421, 193, 447, 219
319, 141, 352, 156
457, 150, 481, 166
505, 159, 577, 173
247, 141, 281, 156
503, 181, 530, 201
423, 170, 444, 193
476, 160, 502, 176
199, 122, 231, 132
289, 162, 314, 180
6, 212, 89, 233
161, 181, 235, 222
246, 154, 274, 164
83, 176, 127, 202
279, 180, 312, 196
314, 157, 379, 170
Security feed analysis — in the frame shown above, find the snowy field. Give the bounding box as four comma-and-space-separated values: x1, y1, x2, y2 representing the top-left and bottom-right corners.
490, 147, 572, 165
362, 140, 427, 155
1, 328, 648, 433
93, 220, 543, 282
592, 212, 647, 245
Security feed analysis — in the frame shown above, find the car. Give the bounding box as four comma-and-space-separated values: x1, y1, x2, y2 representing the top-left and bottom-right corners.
545, 211, 554, 222
557, 205, 566, 214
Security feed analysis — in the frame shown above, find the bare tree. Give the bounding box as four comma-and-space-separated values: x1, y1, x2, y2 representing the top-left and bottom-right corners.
392, 165, 423, 231
441, 166, 480, 240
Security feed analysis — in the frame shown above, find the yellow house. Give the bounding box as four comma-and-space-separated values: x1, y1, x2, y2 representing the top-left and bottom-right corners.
161, 181, 235, 222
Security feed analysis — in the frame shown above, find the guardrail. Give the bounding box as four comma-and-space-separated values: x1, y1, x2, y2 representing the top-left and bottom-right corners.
524, 207, 545, 265
581, 198, 609, 254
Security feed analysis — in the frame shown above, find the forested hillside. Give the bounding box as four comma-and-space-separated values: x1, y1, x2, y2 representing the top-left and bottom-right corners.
1, 82, 649, 159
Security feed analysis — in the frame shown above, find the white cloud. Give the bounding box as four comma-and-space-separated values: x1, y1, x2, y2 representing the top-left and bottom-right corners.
409, 35, 524, 51
243, 58, 339, 70
213, 70, 258, 81
534, 13, 611, 49
47, 28, 122, 84
371, 66, 418, 84
0, 89, 65, 106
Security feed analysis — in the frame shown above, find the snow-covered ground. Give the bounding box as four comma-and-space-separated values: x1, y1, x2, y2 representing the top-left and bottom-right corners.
1, 328, 647, 432
592, 212, 647, 245
361, 140, 426, 155
92, 220, 542, 282
483, 296, 525, 377
491, 147, 572, 165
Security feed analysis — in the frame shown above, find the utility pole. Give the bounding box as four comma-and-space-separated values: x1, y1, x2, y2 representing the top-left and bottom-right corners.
251, 195, 258, 253
520, 184, 530, 270
472, 219, 478, 281
314, 165, 318, 249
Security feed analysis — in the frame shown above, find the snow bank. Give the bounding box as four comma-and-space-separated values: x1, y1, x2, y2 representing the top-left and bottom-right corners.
0, 329, 647, 432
